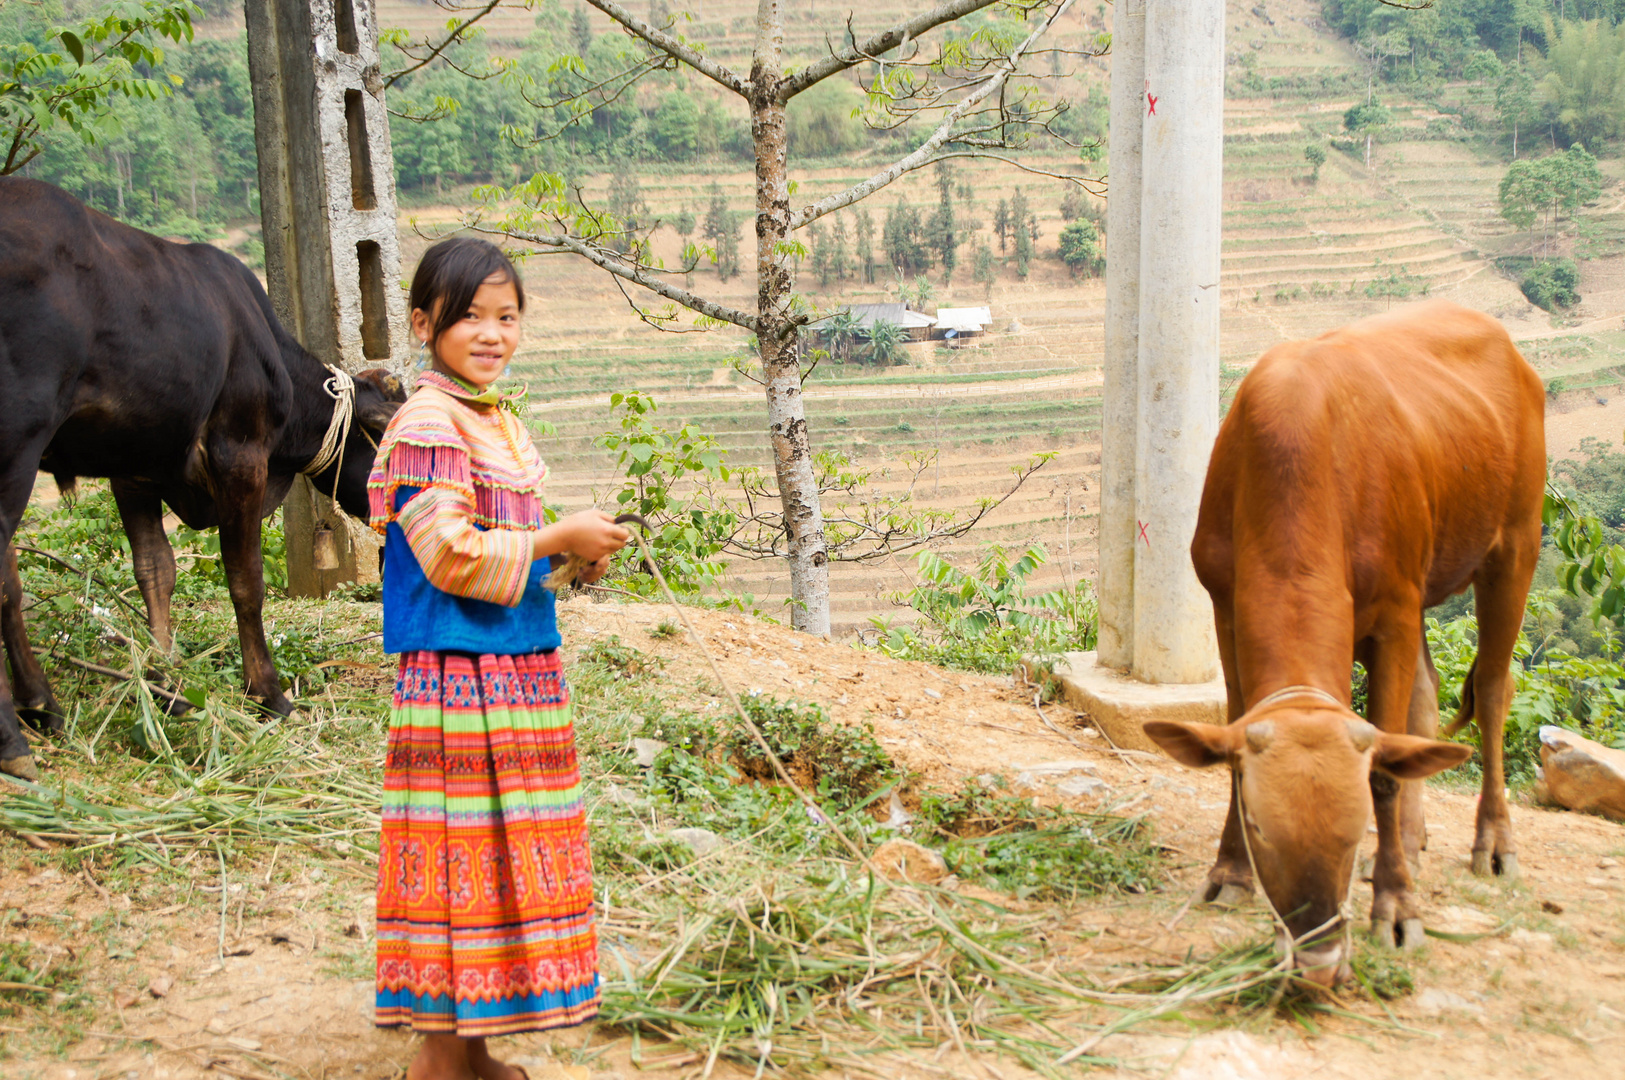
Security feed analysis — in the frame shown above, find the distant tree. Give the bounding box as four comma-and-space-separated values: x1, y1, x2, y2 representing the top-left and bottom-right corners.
830, 211, 851, 280
809, 220, 830, 285
1522, 258, 1582, 311
674, 205, 697, 240
1343, 101, 1392, 168
1059, 185, 1086, 221
571, 4, 594, 55
1304, 142, 1327, 182
702, 181, 739, 280
973, 240, 995, 299
651, 92, 703, 160
1494, 62, 1537, 159
824, 309, 862, 361
1539, 19, 1625, 150
926, 161, 957, 284
884, 198, 929, 277
855, 206, 875, 284
1058, 219, 1104, 276
1011, 187, 1033, 277
1499, 157, 1545, 250
607, 165, 649, 251
993, 197, 1011, 254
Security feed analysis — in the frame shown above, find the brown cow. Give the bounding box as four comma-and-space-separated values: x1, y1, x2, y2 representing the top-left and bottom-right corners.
1144, 300, 1545, 985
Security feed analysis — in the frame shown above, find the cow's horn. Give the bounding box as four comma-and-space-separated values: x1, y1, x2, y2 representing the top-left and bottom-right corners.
1346, 718, 1377, 752
1245, 720, 1275, 754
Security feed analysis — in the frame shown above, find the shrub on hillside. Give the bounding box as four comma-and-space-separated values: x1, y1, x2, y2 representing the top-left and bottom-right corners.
1521, 258, 1581, 311
1058, 219, 1104, 277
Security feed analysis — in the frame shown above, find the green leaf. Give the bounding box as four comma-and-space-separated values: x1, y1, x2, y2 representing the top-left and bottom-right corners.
629, 443, 655, 463
59, 31, 84, 66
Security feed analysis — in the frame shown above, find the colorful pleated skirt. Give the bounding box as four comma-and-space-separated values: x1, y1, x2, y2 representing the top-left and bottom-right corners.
375, 649, 600, 1035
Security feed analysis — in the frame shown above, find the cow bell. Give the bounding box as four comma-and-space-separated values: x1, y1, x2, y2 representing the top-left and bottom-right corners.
313, 526, 340, 571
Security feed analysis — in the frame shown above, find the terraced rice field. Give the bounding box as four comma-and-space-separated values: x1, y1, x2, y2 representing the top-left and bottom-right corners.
369, 0, 1625, 633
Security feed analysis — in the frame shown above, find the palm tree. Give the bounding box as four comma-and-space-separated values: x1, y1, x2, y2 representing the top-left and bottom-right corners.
866, 320, 906, 366
825, 309, 862, 362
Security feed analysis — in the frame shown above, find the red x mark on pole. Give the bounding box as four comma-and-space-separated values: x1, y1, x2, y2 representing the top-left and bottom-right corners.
1147, 94, 1158, 116
1137, 520, 1151, 548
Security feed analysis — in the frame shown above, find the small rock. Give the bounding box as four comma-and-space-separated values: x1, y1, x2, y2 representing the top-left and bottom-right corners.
147, 973, 173, 999
1150, 776, 1196, 797
1542, 899, 1565, 914
1509, 928, 1553, 949
24, 868, 63, 887
871, 839, 951, 885
225, 1036, 263, 1052
973, 773, 1000, 787
884, 792, 914, 829
1600, 857, 1619, 869
1019, 760, 1099, 776
1013, 772, 1043, 792
1056, 775, 1110, 798
666, 827, 722, 858
922, 688, 942, 700
632, 738, 667, 767
1412, 988, 1483, 1017
1432, 905, 1498, 934
1536, 726, 1625, 821
601, 783, 648, 808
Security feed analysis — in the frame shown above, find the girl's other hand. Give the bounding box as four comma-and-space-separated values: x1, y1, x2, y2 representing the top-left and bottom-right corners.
566, 510, 630, 562
578, 555, 614, 585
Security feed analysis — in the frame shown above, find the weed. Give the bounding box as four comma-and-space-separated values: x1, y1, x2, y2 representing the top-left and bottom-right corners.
1348, 939, 1415, 1000
577, 635, 665, 679
648, 619, 681, 640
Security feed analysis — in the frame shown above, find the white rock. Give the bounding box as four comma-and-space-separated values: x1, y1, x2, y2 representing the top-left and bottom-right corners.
632, 738, 667, 767
602, 783, 648, 808
922, 688, 942, 700
1509, 928, 1553, 949
1013, 772, 1043, 792
1017, 760, 1100, 776
885, 792, 914, 829
1057, 775, 1110, 798
1536, 726, 1625, 821
666, 827, 722, 858
1412, 988, 1484, 1017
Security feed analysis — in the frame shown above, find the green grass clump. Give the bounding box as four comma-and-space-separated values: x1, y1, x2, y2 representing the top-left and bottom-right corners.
916, 777, 1160, 899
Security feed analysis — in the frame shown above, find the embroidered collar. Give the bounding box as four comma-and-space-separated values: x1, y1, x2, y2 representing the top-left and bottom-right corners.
416, 369, 501, 408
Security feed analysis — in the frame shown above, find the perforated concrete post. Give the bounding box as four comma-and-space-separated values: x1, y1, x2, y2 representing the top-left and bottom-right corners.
1130, 0, 1223, 684
246, 0, 409, 597
1097, 0, 1144, 672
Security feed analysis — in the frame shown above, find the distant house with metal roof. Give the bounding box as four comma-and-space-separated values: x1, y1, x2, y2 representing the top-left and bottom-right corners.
931, 306, 992, 340
805, 303, 937, 340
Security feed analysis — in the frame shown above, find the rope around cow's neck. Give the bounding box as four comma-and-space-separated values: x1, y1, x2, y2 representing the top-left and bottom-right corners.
302, 367, 356, 480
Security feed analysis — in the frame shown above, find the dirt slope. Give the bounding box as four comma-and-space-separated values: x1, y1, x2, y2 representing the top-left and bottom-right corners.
3, 597, 1623, 1079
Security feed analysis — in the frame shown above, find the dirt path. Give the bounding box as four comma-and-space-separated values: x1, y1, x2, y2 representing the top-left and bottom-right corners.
4, 598, 1622, 1079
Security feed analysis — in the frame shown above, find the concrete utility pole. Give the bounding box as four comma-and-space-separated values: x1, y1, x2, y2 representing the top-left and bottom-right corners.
245, 0, 410, 597
1052, 0, 1226, 745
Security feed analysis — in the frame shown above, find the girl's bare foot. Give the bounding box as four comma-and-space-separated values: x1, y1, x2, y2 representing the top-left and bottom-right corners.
467, 1038, 527, 1080
406, 1034, 477, 1080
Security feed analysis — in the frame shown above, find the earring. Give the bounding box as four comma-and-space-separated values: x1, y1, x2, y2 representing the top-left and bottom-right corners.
416, 341, 428, 370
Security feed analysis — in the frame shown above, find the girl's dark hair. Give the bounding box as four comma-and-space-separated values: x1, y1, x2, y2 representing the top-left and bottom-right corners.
408, 237, 525, 347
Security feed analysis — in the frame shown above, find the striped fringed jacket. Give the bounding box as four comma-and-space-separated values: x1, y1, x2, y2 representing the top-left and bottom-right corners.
366, 370, 561, 656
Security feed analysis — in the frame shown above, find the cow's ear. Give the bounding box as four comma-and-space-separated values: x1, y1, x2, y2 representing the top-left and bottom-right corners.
359, 401, 401, 434
1373, 733, 1473, 779
356, 367, 407, 402
1144, 720, 1241, 769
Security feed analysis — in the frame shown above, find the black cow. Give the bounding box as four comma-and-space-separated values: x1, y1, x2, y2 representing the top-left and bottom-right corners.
0, 178, 406, 780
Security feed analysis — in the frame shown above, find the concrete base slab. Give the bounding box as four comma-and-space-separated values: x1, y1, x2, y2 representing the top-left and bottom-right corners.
1037, 651, 1229, 753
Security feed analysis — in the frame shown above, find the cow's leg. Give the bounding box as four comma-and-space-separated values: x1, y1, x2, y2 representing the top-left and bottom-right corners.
111, 482, 178, 653
2, 544, 64, 732
1399, 635, 1440, 873
0, 461, 43, 779
213, 458, 292, 717
1365, 612, 1427, 948
1468, 563, 1535, 880
1204, 602, 1253, 906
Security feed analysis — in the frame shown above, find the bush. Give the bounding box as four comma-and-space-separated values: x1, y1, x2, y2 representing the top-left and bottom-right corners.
1521, 258, 1581, 311
1058, 219, 1104, 276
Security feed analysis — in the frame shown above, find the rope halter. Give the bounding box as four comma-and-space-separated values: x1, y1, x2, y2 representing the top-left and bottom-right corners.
301, 366, 356, 481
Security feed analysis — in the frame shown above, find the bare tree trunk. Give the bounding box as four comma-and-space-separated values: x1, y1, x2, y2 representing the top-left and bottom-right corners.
752, 0, 830, 635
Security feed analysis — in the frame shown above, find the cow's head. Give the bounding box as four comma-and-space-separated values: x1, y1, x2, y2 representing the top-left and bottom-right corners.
323, 367, 407, 519
1145, 707, 1471, 985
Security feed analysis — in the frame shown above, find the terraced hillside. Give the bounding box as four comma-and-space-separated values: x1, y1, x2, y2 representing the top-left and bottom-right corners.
366, 0, 1625, 633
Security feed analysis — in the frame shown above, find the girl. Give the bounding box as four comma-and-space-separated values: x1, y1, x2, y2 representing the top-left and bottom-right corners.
369, 237, 628, 1080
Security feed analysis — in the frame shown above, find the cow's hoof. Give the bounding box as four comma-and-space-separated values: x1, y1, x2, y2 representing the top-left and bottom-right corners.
19, 701, 66, 735
0, 755, 39, 783
1205, 882, 1252, 909
1399, 918, 1427, 949
1471, 850, 1518, 879
1371, 920, 1396, 949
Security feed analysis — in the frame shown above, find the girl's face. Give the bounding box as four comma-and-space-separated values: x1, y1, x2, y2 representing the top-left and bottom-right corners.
411, 272, 521, 388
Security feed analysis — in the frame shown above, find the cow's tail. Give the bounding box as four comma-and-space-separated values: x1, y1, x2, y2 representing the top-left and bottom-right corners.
1439, 656, 1479, 739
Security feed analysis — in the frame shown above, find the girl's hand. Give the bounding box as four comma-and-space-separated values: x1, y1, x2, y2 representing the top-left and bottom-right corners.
578, 555, 614, 585
564, 509, 630, 562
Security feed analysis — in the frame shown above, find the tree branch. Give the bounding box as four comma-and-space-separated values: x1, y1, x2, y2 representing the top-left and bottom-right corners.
468, 221, 760, 332
382, 0, 503, 89
782, 0, 1012, 101
930, 150, 1104, 192
583, 0, 750, 97
789, 0, 1074, 230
